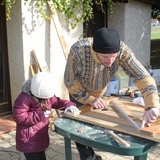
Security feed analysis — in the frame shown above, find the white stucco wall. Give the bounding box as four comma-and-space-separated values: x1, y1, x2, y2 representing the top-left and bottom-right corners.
108, 0, 151, 66
7, 0, 82, 105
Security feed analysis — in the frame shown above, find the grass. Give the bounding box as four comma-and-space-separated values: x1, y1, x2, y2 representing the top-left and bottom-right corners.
151, 32, 160, 39
151, 26, 160, 40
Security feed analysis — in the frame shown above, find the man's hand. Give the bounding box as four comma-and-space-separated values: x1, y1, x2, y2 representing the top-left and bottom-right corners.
90, 97, 107, 109
141, 107, 159, 129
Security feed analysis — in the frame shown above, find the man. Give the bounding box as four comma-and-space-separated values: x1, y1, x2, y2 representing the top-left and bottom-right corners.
64, 28, 160, 160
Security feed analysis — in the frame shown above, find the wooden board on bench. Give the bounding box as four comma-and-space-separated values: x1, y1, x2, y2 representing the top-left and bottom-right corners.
59, 97, 160, 142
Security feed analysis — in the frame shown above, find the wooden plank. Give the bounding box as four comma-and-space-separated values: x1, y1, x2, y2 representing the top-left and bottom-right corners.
47, 3, 68, 60
29, 64, 38, 77
83, 110, 135, 126
52, 13, 69, 60
140, 118, 160, 136
31, 51, 41, 72
32, 50, 49, 72
77, 105, 93, 114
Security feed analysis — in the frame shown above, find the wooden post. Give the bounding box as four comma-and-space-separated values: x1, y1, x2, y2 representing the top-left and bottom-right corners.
32, 50, 49, 72
29, 64, 38, 77
52, 13, 69, 60
47, 2, 69, 60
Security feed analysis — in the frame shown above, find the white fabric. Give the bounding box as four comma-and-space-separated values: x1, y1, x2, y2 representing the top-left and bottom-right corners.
44, 110, 51, 117
133, 97, 145, 107
64, 106, 79, 114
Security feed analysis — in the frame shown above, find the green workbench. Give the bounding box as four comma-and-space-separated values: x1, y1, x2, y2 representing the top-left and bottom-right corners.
54, 117, 159, 160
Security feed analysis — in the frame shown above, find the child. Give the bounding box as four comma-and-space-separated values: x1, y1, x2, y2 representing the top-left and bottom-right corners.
13, 72, 78, 160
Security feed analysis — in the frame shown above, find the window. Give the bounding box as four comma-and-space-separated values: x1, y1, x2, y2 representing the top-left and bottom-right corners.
83, 3, 107, 37
0, 3, 12, 116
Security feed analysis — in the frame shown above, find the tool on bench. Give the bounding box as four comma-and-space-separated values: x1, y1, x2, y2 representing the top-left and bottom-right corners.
125, 88, 141, 98
107, 130, 130, 148
111, 87, 141, 101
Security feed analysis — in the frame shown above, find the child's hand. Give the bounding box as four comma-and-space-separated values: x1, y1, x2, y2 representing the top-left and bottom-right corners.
64, 106, 79, 114
39, 100, 47, 111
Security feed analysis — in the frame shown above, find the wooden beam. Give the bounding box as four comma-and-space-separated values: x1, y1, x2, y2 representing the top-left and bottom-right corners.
52, 12, 69, 60
29, 64, 38, 77
47, 3, 69, 60
32, 50, 49, 72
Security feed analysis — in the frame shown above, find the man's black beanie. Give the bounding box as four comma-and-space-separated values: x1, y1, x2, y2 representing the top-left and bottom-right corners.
92, 28, 120, 53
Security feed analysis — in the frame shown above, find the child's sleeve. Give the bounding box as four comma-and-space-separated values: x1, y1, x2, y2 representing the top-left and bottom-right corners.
13, 94, 47, 125
50, 95, 76, 110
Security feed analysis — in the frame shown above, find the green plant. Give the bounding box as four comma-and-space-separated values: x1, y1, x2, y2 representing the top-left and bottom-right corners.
1, 0, 16, 21
1, 0, 113, 29
152, 7, 160, 22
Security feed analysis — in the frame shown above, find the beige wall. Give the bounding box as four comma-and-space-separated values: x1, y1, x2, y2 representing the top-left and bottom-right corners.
108, 0, 151, 66
7, 0, 82, 106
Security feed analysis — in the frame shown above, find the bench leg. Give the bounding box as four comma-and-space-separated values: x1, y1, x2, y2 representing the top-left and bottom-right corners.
134, 154, 147, 160
64, 137, 72, 160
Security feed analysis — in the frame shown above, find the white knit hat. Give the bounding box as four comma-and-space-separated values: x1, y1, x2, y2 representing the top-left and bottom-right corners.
31, 72, 55, 99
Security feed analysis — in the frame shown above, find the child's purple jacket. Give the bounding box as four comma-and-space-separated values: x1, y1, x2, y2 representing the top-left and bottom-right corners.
13, 92, 75, 153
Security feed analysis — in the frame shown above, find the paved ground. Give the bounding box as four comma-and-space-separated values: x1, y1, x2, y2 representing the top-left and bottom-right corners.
0, 128, 160, 160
